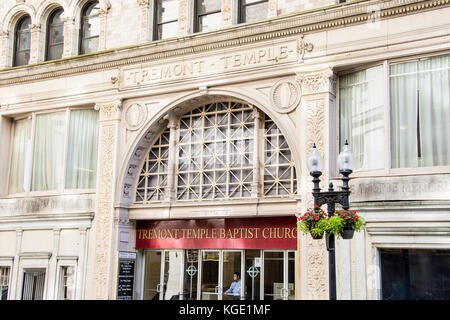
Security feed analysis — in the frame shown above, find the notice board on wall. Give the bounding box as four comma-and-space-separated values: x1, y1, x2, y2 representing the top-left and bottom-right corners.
117, 252, 136, 300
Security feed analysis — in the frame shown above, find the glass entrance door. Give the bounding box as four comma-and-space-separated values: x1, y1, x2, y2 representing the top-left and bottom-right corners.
143, 251, 162, 300
200, 250, 220, 300
161, 250, 183, 300
198, 250, 244, 300
222, 251, 243, 300
143, 250, 184, 300
262, 250, 295, 300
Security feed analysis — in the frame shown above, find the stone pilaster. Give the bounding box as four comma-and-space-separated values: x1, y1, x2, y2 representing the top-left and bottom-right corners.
268, 0, 278, 18
98, 0, 111, 51
0, 31, 10, 68
222, 0, 233, 27
28, 24, 41, 64
137, 0, 151, 43
62, 16, 76, 58
75, 228, 88, 300
295, 67, 336, 300
91, 99, 122, 299
178, 0, 190, 36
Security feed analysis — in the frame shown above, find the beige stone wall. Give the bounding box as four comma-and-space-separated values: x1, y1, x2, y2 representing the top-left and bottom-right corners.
0, 0, 349, 67
276, 0, 338, 15
0, 0, 449, 301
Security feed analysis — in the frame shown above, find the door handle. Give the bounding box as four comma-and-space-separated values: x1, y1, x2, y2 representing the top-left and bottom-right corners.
157, 284, 162, 293
281, 287, 289, 299
215, 286, 221, 294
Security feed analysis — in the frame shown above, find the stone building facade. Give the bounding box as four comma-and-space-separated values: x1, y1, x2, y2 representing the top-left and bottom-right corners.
0, 0, 449, 300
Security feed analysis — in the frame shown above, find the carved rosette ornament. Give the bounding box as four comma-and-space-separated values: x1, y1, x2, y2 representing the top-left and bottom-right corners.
270, 79, 301, 114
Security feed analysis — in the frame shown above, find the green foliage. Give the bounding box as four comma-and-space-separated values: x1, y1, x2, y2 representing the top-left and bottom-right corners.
324, 215, 345, 237
297, 207, 365, 239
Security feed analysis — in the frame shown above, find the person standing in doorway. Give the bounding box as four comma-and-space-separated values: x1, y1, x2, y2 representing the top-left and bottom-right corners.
225, 272, 241, 300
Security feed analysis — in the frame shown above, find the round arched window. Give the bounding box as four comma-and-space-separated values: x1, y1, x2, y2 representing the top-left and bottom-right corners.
135, 102, 297, 203
14, 15, 32, 67
46, 8, 64, 61
80, 1, 100, 54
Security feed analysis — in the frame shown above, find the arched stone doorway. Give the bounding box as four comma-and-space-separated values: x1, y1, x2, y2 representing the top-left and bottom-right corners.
115, 94, 301, 300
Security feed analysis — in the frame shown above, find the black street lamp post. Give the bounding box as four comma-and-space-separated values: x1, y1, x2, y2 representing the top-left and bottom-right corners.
306, 140, 354, 300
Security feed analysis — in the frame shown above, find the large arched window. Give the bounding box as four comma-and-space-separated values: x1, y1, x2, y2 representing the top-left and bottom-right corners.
13, 15, 32, 67
135, 101, 297, 203
80, 1, 100, 55
46, 8, 64, 61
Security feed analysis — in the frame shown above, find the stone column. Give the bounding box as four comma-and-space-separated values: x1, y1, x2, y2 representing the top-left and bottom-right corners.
222, 0, 233, 28
98, 0, 111, 51
62, 16, 76, 58
47, 228, 61, 300
91, 99, 122, 299
165, 113, 179, 202
29, 24, 41, 64
178, 0, 190, 36
11, 229, 23, 300
251, 109, 262, 198
137, 0, 151, 43
268, 0, 278, 18
75, 228, 87, 300
295, 67, 337, 300
0, 31, 10, 68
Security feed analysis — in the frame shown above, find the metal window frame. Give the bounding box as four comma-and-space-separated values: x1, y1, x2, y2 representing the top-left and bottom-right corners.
153, 0, 179, 40
13, 15, 32, 67
194, 0, 222, 33
45, 8, 65, 61
238, 0, 269, 24
79, 0, 100, 55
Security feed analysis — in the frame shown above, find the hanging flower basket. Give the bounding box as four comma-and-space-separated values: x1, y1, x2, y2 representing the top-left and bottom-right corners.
297, 205, 328, 240
297, 207, 365, 240
331, 209, 365, 240
341, 225, 355, 239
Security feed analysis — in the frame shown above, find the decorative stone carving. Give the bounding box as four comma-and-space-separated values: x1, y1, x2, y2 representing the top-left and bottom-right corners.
296, 69, 336, 96
270, 79, 301, 114
297, 35, 314, 63
95, 99, 122, 121
94, 124, 117, 299
124, 103, 147, 130
222, 0, 232, 26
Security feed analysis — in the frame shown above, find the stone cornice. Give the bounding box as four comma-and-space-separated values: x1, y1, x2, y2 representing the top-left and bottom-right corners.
0, 0, 448, 86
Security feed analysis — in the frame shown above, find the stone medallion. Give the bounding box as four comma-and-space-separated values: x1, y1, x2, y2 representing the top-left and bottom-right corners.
124, 103, 147, 130
270, 80, 301, 113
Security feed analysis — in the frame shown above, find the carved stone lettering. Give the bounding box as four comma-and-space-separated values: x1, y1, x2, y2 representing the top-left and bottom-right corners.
121, 43, 297, 88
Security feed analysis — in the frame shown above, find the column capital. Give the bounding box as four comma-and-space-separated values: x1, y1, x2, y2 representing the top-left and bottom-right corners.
295, 67, 336, 96
137, 0, 150, 7
29, 24, 41, 32
99, 0, 111, 16
95, 99, 122, 121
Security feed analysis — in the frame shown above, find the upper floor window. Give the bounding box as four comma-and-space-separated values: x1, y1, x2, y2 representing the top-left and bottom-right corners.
155, 0, 179, 40
0, 267, 10, 300
80, 1, 100, 54
8, 109, 99, 194
239, 0, 268, 24
135, 101, 297, 203
195, 0, 222, 33
46, 8, 64, 61
339, 53, 450, 172
13, 15, 31, 67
